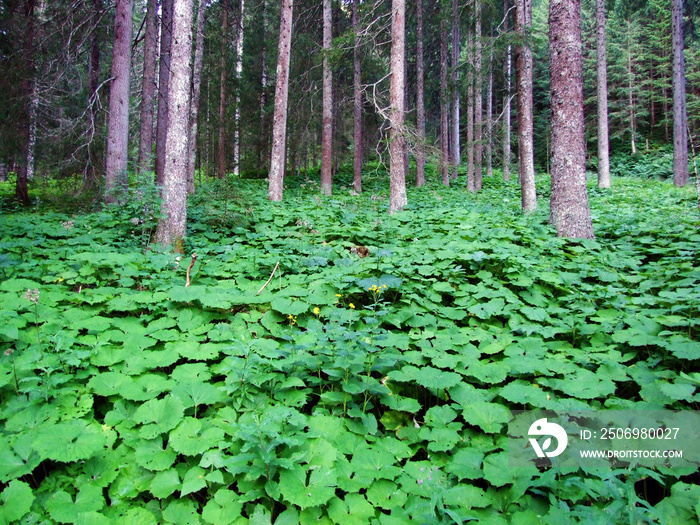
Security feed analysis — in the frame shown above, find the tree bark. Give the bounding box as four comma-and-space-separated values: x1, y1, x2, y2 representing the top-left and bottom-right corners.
415, 0, 425, 188
352, 0, 363, 192
389, 0, 407, 212
155, 0, 173, 186
466, 28, 475, 192
84, 0, 103, 190
16, 0, 37, 205
503, 27, 512, 182
268, 0, 293, 202
321, 0, 333, 195
187, 0, 207, 194
451, 0, 460, 179
440, 19, 450, 186
217, 2, 229, 179
672, 0, 689, 187
503, 0, 512, 182
157, 0, 194, 248
486, 40, 493, 178
515, 0, 537, 211
474, 0, 483, 191
595, 0, 610, 188
259, 0, 268, 169
549, 0, 594, 239
138, 0, 158, 175
626, 20, 636, 155
233, 0, 245, 176
105, 0, 133, 203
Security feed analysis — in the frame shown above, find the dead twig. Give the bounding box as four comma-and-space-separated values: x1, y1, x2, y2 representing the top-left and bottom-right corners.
185, 253, 198, 287
257, 262, 280, 295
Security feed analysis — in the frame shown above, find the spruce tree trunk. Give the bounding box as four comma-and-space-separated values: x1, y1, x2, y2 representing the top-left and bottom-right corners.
17, 0, 38, 204
157, 0, 194, 248
515, 0, 537, 211
440, 19, 450, 186
84, 0, 102, 190
451, 0, 460, 179
389, 0, 407, 212
155, 0, 173, 186
626, 21, 636, 155
595, 0, 610, 188
415, 0, 425, 188
105, 0, 133, 204
321, 0, 333, 196
217, 3, 229, 179
467, 28, 475, 192
352, 0, 363, 192
233, 0, 244, 176
503, 31, 512, 182
549, 0, 594, 239
259, 0, 268, 170
268, 0, 293, 202
672, 0, 689, 187
187, 0, 207, 194
503, 0, 512, 182
486, 42, 493, 178
474, 0, 483, 191
138, 0, 158, 175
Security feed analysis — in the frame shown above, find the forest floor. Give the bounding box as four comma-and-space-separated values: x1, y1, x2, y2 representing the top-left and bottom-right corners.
0, 168, 699, 524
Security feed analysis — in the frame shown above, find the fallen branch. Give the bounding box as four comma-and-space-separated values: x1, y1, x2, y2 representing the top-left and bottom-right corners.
257, 262, 280, 295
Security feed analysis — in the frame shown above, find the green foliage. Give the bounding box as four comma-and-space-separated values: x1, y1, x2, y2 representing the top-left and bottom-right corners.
0, 171, 698, 523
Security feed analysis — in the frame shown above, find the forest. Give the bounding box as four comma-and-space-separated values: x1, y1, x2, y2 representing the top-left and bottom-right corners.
1, 0, 700, 523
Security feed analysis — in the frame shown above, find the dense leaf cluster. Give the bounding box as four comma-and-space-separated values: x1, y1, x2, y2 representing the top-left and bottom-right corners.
0, 172, 699, 523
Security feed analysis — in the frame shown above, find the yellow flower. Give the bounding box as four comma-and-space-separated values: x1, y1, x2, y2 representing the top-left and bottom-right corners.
335, 294, 342, 297
349, 303, 355, 309
57, 277, 64, 282
287, 314, 297, 325
313, 307, 320, 315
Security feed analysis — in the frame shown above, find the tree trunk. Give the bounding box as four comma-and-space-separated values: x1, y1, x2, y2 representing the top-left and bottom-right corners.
321, 0, 333, 195
16, 0, 38, 204
515, 0, 537, 211
187, 0, 207, 194
217, 3, 229, 179
474, 0, 483, 191
549, 0, 594, 239
84, 0, 103, 190
503, 28, 512, 182
672, 0, 689, 187
155, 0, 173, 186
415, 0, 425, 188
156, 0, 194, 248
466, 28, 475, 192
353, 0, 363, 192
626, 21, 636, 155
138, 0, 158, 175
233, 0, 245, 176
389, 0, 407, 212
451, 0, 460, 179
503, 0, 512, 182
595, 0, 610, 188
105, 0, 133, 203
440, 19, 450, 186
259, 0, 268, 169
268, 0, 293, 202
486, 40, 493, 178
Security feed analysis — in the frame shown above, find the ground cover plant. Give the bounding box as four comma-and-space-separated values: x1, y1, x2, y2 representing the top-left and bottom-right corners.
0, 170, 699, 524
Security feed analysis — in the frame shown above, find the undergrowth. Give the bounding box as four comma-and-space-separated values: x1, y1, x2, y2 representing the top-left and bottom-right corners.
0, 170, 699, 524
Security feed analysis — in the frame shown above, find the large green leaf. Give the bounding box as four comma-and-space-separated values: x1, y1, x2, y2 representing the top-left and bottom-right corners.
0, 480, 34, 524
133, 395, 185, 439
